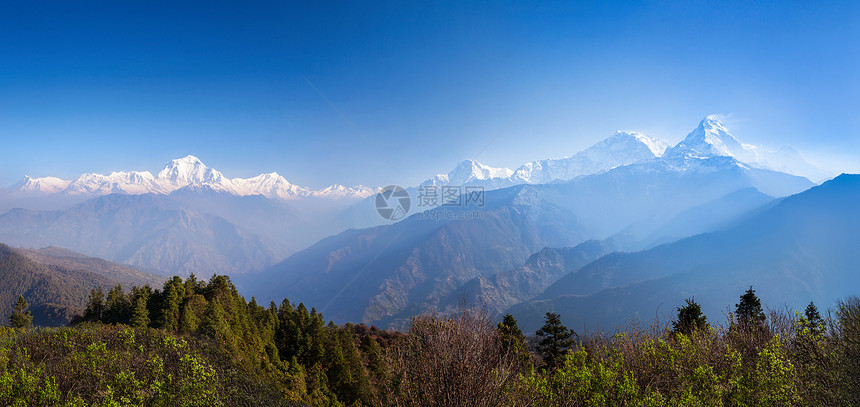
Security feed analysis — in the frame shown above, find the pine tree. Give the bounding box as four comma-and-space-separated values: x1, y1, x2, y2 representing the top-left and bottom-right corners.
9, 295, 32, 328
180, 300, 199, 333
735, 286, 766, 327
804, 301, 824, 335
103, 284, 129, 324
535, 312, 576, 369
360, 334, 390, 404
131, 292, 150, 328
200, 298, 232, 345
498, 314, 533, 372
160, 281, 181, 332
360, 335, 388, 380
672, 297, 709, 335
83, 286, 105, 322
326, 328, 371, 405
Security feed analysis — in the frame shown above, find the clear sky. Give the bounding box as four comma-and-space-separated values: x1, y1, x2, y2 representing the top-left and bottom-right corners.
1, 1, 858, 188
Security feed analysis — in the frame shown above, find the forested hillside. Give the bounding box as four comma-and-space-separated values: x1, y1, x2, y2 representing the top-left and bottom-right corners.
0, 243, 162, 326
3, 271, 860, 405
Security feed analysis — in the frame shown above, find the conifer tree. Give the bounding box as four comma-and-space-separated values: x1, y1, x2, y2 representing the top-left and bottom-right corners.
333, 328, 372, 405
83, 286, 105, 322
9, 295, 32, 328
804, 301, 825, 335
179, 297, 200, 333
131, 292, 150, 328
200, 298, 232, 345
535, 312, 576, 369
160, 282, 181, 332
735, 286, 766, 327
360, 335, 388, 380
360, 334, 391, 404
498, 314, 533, 372
104, 284, 129, 324
672, 297, 709, 335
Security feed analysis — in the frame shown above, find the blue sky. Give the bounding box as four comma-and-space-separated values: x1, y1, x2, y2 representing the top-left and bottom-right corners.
1, 1, 858, 188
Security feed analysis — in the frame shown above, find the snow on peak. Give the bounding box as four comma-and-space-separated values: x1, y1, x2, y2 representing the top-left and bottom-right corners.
232, 172, 310, 199
66, 171, 159, 195
449, 159, 514, 183
311, 184, 376, 199
423, 159, 515, 187
658, 116, 832, 181
512, 130, 665, 184
665, 117, 757, 162
617, 131, 668, 157
7, 156, 373, 201
12, 176, 71, 194
157, 155, 229, 190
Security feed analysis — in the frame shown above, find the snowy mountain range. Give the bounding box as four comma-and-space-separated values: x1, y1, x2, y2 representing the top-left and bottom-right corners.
422, 116, 831, 190
0, 115, 847, 330
5, 117, 831, 205
10, 155, 376, 200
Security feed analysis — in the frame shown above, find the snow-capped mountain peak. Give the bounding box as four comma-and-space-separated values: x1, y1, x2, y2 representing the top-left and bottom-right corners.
12, 176, 72, 194
231, 172, 310, 199
6, 155, 374, 201
512, 130, 666, 184
66, 171, 159, 195
665, 117, 758, 162
617, 131, 669, 157
449, 159, 514, 183
422, 159, 515, 187
311, 184, 376, 199
157, 155, 230, 190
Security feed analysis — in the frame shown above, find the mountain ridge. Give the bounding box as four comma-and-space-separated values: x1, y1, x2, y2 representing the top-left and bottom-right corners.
509, 173, 860, 332
10, 155, 375, 201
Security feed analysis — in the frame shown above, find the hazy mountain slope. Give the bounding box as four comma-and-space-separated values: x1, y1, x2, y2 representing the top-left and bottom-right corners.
243, 185, 592, 326
0, 194, 281, 276
16, 246, 164, 287
440, 240, 615, 316
511, 174, 860, 332
0, 243, 162, 326
245, 156, 811, 328
338, 130, 673, 230
608, 187, 775, 251
164, 186, 316, 253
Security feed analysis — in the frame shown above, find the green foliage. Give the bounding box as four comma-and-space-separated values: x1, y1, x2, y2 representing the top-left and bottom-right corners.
0, 243, 163, 327
103, 285, 129, 325
9, 296, 32, 329
11, 263, 860, 406
517, 346, 654, 406
498, 314, 533, 373
83, 287, 104, 322
130, 287, 150, 328
672, 297, 708, 335
0, 325, 285, 406
74, 274, 392, 406
535, 312, 576, 369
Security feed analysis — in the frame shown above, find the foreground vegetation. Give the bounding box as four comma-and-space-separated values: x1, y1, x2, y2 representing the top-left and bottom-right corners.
2, 275, 860, 406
